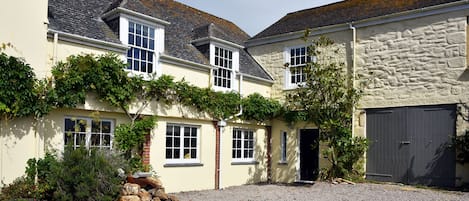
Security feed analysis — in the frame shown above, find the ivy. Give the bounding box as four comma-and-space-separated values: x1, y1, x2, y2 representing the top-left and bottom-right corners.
0, 53, 39, 119
114, 116, 157, 157
285, 33, 368, 180
242, 93, 282, 122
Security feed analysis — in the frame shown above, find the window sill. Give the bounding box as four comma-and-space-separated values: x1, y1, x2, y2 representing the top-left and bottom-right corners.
278, 161, 288, 165
231, 161, 259, 165
163, 163, 203, 167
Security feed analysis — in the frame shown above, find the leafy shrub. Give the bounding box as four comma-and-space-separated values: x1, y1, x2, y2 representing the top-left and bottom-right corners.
0, 147, 126, 201
453, 130, 469, 163
52, 146, 125, 201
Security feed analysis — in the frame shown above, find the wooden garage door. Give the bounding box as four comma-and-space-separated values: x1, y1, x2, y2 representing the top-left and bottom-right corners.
366, 105, 456, 187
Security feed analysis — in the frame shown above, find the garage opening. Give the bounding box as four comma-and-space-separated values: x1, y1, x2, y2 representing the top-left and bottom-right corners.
366, 104, 456, 187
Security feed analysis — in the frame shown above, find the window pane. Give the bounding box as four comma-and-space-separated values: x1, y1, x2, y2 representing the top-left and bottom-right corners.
141, 61, 147, 72
184, 127, 190, 136
149, 39, 155, 50
166, 149, 172, 159
129, 22, 134, 33
148, 63, 153, 73
174, 149, 180, 158
136, 36, 141, 46
102, 121, 111, 133
64, 132, 73, 146
191, 149, 196, 158
133, 61, 139, 71
166, 125, 173, 136
148, 53, 153, 62
103, 135, 111, 146
184, 138, 189, 147
184, 149, 190, 158
166, 137, 172, 147
191, 128, 197, 137
65, 118, 74, 132
128, 33, 134, 45
91, 120, 100, 133
78, 119, 86, 132
136, 24, 141, 34
174, 137, 180, 147
90, 134, 100, 146
148, 27, 154, 37
143, 25, 148, 36
190, 138, 196, 147
77, 133, 86, 145
143, 38, 148, 48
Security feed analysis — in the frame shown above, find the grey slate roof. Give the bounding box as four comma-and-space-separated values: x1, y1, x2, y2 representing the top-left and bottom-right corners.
251, 0, 463, 40
48, 0, 272, 81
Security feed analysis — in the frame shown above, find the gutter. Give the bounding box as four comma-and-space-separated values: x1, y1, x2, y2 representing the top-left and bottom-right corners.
47, 29, 129, 54
214, 74, 244, 189
160, 54, 215, 72
349, 23, 357, 137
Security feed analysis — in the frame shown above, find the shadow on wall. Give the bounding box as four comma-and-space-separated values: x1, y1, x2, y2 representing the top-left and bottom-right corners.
458, 69, 469, 82
405, 138, 456, 187
271, 131, 300, 183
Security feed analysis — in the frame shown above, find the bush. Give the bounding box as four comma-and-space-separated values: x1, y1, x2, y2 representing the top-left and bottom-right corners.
0, 147, 127, 201
52, 146, 125, 201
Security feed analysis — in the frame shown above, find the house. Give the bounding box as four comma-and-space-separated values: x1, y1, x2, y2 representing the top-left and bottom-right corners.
0, 0, 274, 193
247, 0, 469, 187
1, 0, 469, 193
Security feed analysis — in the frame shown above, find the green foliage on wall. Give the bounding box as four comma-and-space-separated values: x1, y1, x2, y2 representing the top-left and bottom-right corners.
285, 33, 368, 180
0, 53, 39, 119
242, 93, 282, 122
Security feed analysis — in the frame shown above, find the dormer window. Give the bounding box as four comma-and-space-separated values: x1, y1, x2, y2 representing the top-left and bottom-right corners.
214, 46, 233, 88
102, 7, 169, 77
209, 43, 239, 91
127, 21, 155, 73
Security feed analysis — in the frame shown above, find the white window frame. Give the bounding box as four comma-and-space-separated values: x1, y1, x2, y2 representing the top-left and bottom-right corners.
232, 128, 255, 163
119, 14, 165, 79
210, 42, 239, 92
284, 45, 311, 89
165, 123, 200, 164
280, 131, 287, 163
63, 117, 114, 150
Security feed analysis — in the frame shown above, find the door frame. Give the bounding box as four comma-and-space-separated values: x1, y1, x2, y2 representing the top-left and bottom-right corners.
295, 127, 319, 183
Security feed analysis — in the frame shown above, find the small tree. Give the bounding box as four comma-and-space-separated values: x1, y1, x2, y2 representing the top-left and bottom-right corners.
285, 32, 368, 180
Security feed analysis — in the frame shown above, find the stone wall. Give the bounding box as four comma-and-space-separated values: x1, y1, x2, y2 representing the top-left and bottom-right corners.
248, 9, 469, 185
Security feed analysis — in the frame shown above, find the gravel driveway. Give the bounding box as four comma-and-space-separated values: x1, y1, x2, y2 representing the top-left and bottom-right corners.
174, 182, 469, 201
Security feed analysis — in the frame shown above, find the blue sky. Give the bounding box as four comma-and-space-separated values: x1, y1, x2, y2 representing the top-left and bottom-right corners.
175, 0, 342, 36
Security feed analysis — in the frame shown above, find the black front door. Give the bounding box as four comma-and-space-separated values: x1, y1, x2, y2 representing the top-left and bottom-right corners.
299, 129, 319, 181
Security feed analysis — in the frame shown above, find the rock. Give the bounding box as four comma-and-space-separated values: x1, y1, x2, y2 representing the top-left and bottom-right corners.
152, 188, 168, 200
139, 189, 152, 201
128, 176, 163, 189
122, 183, 141, 196
119, 195, 141, 201
151, 198, 161, 201
168, 195, 179, 201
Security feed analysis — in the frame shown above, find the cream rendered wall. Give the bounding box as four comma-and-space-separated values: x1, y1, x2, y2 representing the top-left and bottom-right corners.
149, 117, 216, 193
0, 0, 48, 78
219, 123, 268, 188
0, 0, 49, 187
161, 62, 211, 88
241, 79, 271, 97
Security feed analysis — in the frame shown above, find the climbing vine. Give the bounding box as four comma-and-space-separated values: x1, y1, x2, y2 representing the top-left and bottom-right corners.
285, 33, 368, 180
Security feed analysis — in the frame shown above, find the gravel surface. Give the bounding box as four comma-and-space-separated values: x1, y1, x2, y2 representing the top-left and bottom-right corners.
174, 182, 469, 201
